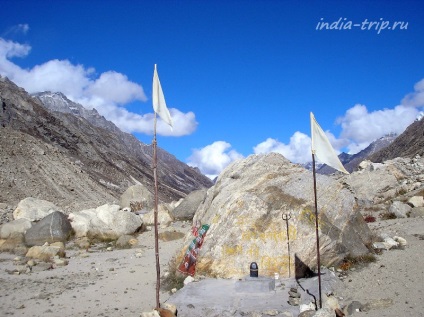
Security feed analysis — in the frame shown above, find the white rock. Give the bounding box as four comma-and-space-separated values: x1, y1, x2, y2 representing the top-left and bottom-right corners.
0, 218, 32, 239
383, 237, 399, 250
394, 236, 407, 246
69, 204, 142, 239
300, 302, 316, 312
408, 196, 424, 208
184, 275, 195, 285
162, 303, 177, 314
13, 197, 61, 222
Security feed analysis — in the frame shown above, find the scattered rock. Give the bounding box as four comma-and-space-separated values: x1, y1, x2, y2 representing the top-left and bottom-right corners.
0, 218, 32, 239
24, 211, 73, 246
13, 197, 61, 222
407, 196, 424, 208
170, 189, 207, 221
115, 234, 138, 249
344, 300, 364, 315
68, 204, 142, 240
142, 204, 173, 226
362, 298, 394, 311
120, 184, 154, 211
288, 287, 301, 306
389, 201, 411, 218
410, 206, 424, 218
26, 243, 65, 262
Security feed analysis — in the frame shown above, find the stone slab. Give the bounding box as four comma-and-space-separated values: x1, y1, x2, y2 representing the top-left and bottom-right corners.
235, 276, 276, 293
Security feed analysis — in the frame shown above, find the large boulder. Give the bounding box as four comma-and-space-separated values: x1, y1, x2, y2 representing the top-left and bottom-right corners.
389, 201, 412, 218
0, 232, 26, 254
142, 204, 173, 226
26, 242, 65, 262
120, 184, 154, 211
0, 218, 32, 239
68, 204, 143, 240
24, 211, 73, 246
13, 197, 61, 221
171, 189, 207, 221
407, 196, 424, 208
410, 206, 424, 218
186, 153, 372, 279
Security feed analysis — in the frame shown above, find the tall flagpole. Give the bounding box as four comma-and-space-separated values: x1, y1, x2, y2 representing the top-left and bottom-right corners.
152, 112, 161, 309
312, 152, 322, 309
152, 64, 173, 309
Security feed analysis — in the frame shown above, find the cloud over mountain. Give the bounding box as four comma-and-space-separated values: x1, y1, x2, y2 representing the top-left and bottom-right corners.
0, 38, 197, 137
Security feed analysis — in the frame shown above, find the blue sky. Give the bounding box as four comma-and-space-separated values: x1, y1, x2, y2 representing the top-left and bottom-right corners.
1, 1, 424, 179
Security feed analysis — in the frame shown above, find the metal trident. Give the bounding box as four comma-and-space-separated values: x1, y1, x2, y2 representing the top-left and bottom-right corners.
282, 212, 292, 277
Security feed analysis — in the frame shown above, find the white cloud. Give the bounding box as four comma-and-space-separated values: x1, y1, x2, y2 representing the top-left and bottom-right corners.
188, 78, 424, 177
187, 141, 244, 179
87, 71, 146, 104
253, 132, 312, 164
0, 38, 31, 59
16, 59, 94, 98
0, 38, 197, 137
251, 80, 424, 165
105, 107, 197, 136
402, 78, 424, 108
2, 24, 29, 38
337, 104, 419, 153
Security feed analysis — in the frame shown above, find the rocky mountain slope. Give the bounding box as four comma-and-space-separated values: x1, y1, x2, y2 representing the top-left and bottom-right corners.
317, 133, 397, 174
318, 114, 424, 175
0, 76, 213, 212
368, 117, 424, 163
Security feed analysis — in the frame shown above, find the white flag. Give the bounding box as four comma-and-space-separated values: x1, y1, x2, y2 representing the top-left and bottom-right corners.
310, 112, 349, 174
152, 64, 173, 128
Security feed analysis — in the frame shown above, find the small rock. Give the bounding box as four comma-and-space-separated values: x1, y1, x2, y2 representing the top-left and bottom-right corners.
53, 258, 68, 266
288, 297, 301, 306
288, 290, 301, 298
184, 275, 194, 285
345, 301, 363, 315
394, 236, 407, 246
162, 303, 177, 314
27, 259, 36, 267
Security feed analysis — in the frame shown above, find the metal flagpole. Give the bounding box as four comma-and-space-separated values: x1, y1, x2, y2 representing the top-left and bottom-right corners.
312, 153, 322, 309
152, 112, 161, 309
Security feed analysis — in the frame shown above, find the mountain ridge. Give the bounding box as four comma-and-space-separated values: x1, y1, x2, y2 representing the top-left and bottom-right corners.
316, 133, 398, 174
0, 76, 213, 211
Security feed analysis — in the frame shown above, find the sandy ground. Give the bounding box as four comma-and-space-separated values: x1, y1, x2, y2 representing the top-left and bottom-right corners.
0, 217, 424, 317
335, 216, 424, 317
0, 222, 189, 317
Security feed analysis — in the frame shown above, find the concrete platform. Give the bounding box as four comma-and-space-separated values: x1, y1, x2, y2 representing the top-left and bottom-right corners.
166, 268, 341, 317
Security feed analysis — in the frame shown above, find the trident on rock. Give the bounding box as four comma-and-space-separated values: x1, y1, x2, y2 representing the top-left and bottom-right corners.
282, 212, 292, 278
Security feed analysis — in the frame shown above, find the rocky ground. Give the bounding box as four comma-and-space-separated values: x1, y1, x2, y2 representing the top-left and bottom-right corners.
0, 216, 423, 317
334, 216, 424, 317
0, 221, 189, 317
